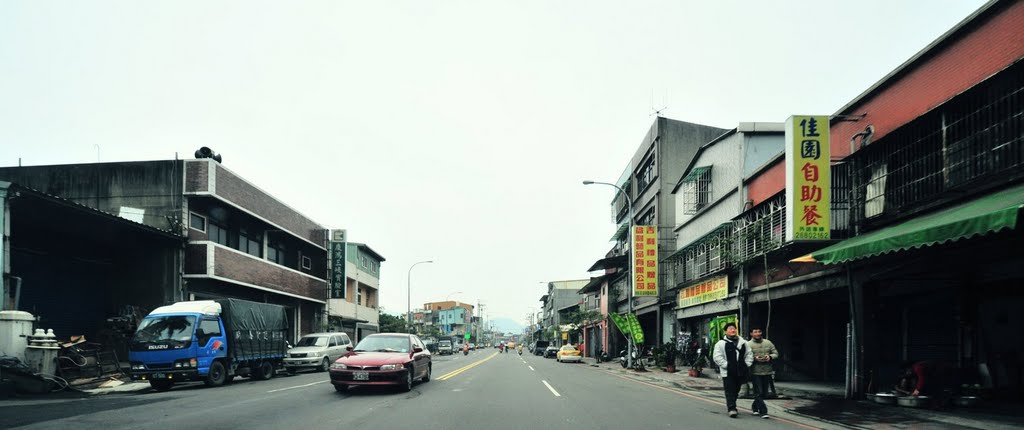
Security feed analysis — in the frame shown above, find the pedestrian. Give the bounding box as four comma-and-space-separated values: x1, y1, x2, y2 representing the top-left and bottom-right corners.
747, 326, 778, 419
713, 322, 753, 418
895, 360, 958, 409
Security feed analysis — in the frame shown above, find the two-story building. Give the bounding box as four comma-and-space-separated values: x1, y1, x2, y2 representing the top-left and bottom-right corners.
0, 156, 329, 340
327, 242, 384, 342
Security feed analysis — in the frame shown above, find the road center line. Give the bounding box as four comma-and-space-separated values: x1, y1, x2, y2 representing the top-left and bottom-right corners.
266, 380, 327, 393
541, 380, 561, 397
528, 366, 535, 371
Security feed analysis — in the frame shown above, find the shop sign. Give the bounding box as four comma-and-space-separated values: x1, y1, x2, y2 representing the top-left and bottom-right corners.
330, 241, 346, 299
632, 226, 658, 296
677, 276, 728, 308
785, 115, 831, 240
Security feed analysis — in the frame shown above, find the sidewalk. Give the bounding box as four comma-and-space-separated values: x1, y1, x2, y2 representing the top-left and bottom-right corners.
581, 357, 1022, 430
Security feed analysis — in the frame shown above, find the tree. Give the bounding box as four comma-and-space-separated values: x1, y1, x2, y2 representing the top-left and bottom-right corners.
378, 309, 407, 333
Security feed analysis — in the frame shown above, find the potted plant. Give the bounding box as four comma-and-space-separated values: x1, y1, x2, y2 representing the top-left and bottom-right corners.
688, 355, 707, 377
662, 341, 678, 373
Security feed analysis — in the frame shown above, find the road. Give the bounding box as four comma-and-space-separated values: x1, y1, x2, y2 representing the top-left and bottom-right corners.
0, 350, 828, 429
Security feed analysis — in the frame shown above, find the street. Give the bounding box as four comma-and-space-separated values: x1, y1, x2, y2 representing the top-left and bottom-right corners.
0, 350, 824, 430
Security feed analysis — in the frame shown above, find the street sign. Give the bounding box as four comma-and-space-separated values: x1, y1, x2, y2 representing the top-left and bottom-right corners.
464, 333, 471, 339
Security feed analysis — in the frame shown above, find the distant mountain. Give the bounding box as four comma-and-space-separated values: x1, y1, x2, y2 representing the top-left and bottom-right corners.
488, 318, 525, 334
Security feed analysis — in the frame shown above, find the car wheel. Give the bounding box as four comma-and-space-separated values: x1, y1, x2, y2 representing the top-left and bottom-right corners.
319, 358, 331, 372
204, 361, 227, 387
252, 361, 274, 380
149, 380, 173, 392
400, 367, 413, 392
422, 364, 431, 382
334, 383, 348, 393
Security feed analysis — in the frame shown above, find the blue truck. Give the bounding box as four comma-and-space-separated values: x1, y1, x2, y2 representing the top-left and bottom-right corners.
128, 299, 289, 392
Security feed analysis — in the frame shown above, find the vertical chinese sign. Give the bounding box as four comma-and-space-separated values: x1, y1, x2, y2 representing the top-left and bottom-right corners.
632, 226, 658, 297
785, 116, 831, 241
330, 229, 347, 299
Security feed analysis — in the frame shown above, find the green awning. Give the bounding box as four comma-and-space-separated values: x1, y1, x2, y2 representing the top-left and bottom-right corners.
609, 222, 629, 241
803, 183, 1024, 265
681, 166, 712, 182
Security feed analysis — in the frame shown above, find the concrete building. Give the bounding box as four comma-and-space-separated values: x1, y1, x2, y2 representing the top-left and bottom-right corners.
327, 242, 384, 342
423, 301, 474, 336
539, 279, 588, 345
0, 157, 329, 341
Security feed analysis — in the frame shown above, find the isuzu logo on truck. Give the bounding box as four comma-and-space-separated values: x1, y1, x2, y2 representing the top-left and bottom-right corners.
148, 345, 169, 350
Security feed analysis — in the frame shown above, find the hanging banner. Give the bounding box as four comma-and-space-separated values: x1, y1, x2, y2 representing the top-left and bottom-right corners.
329, 239, 347, 299
609, 313, 630, 335
632, 226, 659, 296
677, 276, 728, 308
785, 115, 831, 241
626, 313, 645, 345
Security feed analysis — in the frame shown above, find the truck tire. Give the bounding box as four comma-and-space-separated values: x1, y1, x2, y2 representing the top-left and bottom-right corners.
252, 361, 274, 380
150, 380, 173, 392
204, 361, 227, 387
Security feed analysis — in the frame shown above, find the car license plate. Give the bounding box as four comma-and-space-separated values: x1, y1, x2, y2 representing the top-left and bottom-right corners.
153, 373, 166, 379
353, 372, 369, 381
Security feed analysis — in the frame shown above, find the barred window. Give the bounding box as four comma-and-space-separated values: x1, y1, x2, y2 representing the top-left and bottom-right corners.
681, 166, 712, 215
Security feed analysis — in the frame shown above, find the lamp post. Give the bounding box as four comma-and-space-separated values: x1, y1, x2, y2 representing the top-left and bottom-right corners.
407, 260, 434, 333
583, 179, 634, 369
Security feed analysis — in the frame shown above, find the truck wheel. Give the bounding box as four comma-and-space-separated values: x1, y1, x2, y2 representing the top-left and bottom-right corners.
204, 361, 227, 387
150, 380, 173, 392
253, 362, 274, 380
319, 358, 330, 372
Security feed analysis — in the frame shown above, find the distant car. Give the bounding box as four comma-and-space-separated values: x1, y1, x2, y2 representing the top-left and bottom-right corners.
328, 333, 432, 393
284, 332, 352, 374
544, 346, 559, 358
469, 343, 476, 350
556, 345, 582, 363
437, 340, 453, 355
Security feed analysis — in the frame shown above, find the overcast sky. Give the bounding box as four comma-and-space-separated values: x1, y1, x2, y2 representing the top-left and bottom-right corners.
0, 1, 989, 327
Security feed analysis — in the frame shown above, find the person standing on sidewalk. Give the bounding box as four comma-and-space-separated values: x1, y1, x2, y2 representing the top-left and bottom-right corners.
747, 326, 778, 419
713, 322, 753, 418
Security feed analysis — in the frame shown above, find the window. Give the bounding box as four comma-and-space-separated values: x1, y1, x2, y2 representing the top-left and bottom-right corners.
638, 207, 655, 226
681, 166, 712, 214
197, 319, 222, 346
302, 255, 312, 270
189, 213, 206, 232
237, 227, 262, 257
268, 240, 287, 266
635, 149, 657, 192
208, 221, 229, 246
357, 287, 363, 306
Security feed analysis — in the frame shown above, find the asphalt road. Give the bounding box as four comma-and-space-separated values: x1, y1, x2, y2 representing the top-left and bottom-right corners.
0, 350, 828, 429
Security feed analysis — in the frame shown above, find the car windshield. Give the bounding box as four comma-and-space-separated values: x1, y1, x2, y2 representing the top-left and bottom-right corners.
353, 336, 410, 353
133, 315, 196, 343
296, 336, 329, 347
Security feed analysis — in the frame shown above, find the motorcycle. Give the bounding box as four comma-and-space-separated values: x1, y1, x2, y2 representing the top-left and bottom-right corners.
463, 345, 469, 355
619, 345, 656, 370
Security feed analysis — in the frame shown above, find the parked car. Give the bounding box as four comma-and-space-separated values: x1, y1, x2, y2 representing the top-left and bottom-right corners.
543, 345, 559, 358
532, 341, 550, 356
328, 333, 432, 392
284, 332, 352, 374
437, 340, 453, 355
556, 345, 582, 363
469, 343, 476, 350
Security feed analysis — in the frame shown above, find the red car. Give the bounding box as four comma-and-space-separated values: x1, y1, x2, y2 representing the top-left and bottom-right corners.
329, 333, 432, 392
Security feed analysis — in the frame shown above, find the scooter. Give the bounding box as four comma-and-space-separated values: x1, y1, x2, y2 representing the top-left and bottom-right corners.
619, 345, 656, 370
462, 345, 469, 356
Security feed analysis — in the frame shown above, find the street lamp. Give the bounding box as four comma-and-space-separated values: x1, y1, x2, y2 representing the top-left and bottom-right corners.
583, 179, 635, 369
407, 260, 434, 333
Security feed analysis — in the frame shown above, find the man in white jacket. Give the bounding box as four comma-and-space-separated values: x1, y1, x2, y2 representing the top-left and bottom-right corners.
713, 322, 754, 418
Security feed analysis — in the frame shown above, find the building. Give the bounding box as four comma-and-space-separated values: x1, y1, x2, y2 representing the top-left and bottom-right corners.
0, 157, 329, 340
538, 279, 588, 346
423, 301, 474, 336
592, 117, 728, 350
327, 242, 384, 342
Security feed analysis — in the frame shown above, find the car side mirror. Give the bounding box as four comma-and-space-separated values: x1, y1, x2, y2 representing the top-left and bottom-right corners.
413, 347, 424, 353
346, 346, 354, 352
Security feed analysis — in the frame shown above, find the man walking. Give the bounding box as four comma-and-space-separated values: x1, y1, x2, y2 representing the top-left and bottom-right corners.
747, 326, 778, 419
713, 322, 753, 418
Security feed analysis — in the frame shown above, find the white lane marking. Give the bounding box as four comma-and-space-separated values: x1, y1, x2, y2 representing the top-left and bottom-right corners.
528, 366, 535, 371
542, 380, 561, 397
266, 380, 327, 393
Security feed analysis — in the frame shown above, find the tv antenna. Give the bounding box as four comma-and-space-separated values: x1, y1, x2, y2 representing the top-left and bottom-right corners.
649, 90, 668, 117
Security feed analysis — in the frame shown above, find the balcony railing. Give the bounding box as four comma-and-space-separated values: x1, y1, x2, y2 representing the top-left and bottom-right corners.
851, 61, 1024, 228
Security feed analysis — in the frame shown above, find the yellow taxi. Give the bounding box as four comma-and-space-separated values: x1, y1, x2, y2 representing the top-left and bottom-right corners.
506, 341, 516, 349
555, 345, 582, 363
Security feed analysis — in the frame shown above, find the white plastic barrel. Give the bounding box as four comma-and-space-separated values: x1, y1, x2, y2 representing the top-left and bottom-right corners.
0, 310, 35, 362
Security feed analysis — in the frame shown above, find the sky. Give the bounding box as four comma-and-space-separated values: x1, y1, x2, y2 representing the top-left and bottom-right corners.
0, 0, 990, 327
